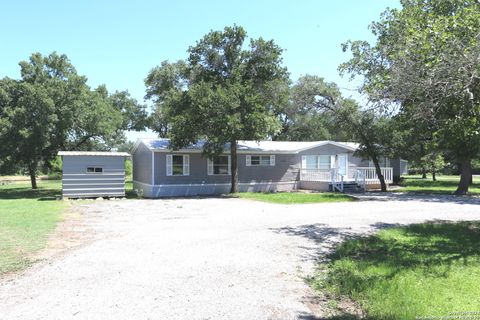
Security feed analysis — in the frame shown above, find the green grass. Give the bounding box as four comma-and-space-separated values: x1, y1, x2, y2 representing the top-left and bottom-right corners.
312, 222, 480, 319
0, 180, 66, 274
237, 192, 356, 204
398, 175, 480, 195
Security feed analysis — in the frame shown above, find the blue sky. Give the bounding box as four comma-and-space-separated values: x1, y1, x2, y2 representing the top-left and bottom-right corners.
1, 0, 400, 140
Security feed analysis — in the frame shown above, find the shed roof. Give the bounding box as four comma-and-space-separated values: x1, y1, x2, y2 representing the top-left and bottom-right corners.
58, 151, 130, 157
135, 138, 359, 154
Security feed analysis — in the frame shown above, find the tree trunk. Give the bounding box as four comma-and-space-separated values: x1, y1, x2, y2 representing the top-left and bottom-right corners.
420, 143, 427, 179
230, 140, 238, 193
432, 162, 436, 182
29, 165, 37, 189
455, 159, 472, 195
371, 155, 387, 192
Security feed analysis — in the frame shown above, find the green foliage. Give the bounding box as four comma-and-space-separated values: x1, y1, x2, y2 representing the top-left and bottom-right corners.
399, 175, 480, 195
236, 192, 355, 204
314, 222, 480, 319
124, 159, 132, 178
274, 75, 354, 141
0, 52, 147, 188
146, 25, 290, 192
340, 0, 480, 194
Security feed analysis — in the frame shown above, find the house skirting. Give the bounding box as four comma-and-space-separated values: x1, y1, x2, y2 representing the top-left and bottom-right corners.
297, 181, 330, 192
133, 180, 297, 198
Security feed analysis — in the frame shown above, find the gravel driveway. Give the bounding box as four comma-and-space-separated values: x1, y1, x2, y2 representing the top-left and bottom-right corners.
1, 195, 479, 319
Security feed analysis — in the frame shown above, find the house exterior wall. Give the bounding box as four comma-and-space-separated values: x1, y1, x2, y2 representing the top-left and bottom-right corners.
142, 152, 299, 197
391, 158, 408, 181
131, 141, 400, 198
297, 145, 367, 180
62, 156, 126, 198
132, 142, 152, 185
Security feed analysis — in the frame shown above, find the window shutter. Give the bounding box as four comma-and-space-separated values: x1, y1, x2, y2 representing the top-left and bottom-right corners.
183, 155, 190, 176
207, 158, 213, 175
330, 155, 336, 168
166, 155, 173, 176
301, 155, 306, 169
228, 155, 231, 175
246, 155, 251, 166
270, 155, 275, 166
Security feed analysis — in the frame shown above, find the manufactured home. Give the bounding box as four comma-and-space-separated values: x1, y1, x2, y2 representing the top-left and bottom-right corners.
132, 139, 406, 198
58, 151, 130, 198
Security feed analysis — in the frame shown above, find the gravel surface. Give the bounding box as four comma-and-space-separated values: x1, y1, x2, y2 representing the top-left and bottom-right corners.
1, 196, 479, 319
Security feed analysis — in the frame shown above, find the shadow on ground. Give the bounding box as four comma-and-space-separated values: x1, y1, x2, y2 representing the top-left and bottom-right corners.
0, 186, 60, 200
355, 192, 480, 205
279, 221, 480, 319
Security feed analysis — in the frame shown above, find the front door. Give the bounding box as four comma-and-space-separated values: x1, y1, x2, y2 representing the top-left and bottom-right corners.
337, 154, 348, 176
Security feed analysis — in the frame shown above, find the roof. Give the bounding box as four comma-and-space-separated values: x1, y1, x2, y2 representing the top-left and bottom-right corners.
58, 151, 130, 157
134, 138, 359, 154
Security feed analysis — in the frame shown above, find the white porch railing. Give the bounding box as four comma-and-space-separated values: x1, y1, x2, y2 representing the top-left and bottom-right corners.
300, 167, 393, 186
355, 167, 393, 184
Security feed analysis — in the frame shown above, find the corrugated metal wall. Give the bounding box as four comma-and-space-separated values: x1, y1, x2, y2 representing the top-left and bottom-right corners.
62, 156, 126, 198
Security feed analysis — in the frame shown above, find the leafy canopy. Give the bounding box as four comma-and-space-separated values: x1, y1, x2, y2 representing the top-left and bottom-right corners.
146, 25, 289, 154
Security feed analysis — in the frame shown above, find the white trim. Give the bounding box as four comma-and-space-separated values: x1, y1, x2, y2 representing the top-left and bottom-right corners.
62, 178, 125, 181
63, 183, 125, 186
166, 154, 189, 176
86, 166, 103, 174
183, 155, 190, 176
62, 173, 125, 176
248, 155, 275, 166
133, 180, 296, 188
144, 140, 358, 154
63, 187, 125, 191
338, 153, 348, 176
63, 192, 125, 197
166, 154, 173, 176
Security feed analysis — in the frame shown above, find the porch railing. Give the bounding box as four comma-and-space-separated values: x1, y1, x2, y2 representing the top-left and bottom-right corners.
355, 167, 393, 184
300, 167, 393, 185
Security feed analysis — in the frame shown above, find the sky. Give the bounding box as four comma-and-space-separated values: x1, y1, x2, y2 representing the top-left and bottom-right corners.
0, 0, 400, 141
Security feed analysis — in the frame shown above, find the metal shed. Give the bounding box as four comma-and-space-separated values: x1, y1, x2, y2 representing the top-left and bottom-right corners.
58, 151, 130, 198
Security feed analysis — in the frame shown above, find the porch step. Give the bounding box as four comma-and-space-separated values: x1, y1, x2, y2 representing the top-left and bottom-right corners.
329, 182, 364, 193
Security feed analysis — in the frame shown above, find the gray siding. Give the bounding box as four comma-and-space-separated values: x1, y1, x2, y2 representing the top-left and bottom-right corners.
238, 153, 299, 183
391, 158, 408, 179
62, 156, 126, 198
152, 152, 299, 185
133, 142, 152, 184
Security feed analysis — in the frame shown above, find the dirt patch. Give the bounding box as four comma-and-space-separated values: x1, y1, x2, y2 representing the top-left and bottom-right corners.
1, 202, 97, 282
35, 202, 97, 261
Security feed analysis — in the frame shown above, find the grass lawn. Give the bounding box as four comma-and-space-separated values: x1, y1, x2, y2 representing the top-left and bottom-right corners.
0, 180, 66, 274
312, 222, 480, 319
398, 175, 480, 195
237, 192, 356, 204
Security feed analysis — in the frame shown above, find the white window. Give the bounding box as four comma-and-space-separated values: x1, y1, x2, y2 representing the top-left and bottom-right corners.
166, 154, 189, 176
207, 155, 231, 175
302, 155, 331, 169
86, 167, 103, 173
246, 155, 275, 166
